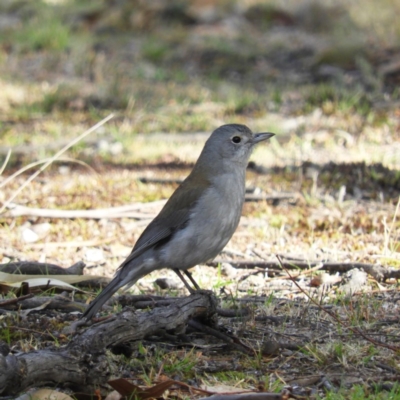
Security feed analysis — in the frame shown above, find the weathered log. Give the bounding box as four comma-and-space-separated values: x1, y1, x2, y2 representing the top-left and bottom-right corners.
0, 292, 217, 396
0, 261, 85, 275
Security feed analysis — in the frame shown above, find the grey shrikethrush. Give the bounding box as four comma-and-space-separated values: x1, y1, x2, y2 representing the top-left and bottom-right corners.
81, 124, 274, 320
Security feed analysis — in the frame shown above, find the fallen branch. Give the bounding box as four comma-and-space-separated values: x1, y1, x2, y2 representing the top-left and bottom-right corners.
0, 293, 34, 307
198, 391, 290, 400
3, 192, 296, 219
0, 295, 87, 312
0, 292, 217, 396
138, 178, 296, 203
4, 200, 165, 219
208, 259, 397, 280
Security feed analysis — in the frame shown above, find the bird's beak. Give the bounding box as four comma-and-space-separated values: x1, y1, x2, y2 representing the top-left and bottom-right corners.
253, 132, 275, 143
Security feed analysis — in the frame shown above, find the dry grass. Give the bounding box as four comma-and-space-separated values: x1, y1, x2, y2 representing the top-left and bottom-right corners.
1, 0, 400, 398
1, 140, 399, 397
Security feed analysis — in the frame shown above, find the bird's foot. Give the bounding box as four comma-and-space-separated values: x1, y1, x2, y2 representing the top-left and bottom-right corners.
173, 269, 199, 294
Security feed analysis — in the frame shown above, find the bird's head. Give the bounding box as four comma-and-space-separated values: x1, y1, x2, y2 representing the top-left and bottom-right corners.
202, 124, 275, 167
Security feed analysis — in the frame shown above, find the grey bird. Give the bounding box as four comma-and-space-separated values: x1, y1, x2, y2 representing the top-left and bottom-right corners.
82, 124, 274, 321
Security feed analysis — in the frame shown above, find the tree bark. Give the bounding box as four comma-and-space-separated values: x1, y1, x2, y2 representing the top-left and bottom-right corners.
0, 292, 217, 396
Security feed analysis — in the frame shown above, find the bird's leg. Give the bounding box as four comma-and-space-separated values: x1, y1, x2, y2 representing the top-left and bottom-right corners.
173, 269, 197, 294
183, 269, 201, 290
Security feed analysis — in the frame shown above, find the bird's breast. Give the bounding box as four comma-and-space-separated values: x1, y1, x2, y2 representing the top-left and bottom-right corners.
160, 172, 245, 269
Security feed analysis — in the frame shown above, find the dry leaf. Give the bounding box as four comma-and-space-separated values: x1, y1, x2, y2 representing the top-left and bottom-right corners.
0, 271, 103, 285
108, 378, 177, 399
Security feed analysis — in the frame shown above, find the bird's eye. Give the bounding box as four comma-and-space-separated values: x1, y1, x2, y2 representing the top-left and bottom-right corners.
232, 136, 241, 144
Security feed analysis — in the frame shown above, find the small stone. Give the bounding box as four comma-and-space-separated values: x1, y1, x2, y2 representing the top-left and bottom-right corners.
84, 248, 105, 263
21, 228, 39, 243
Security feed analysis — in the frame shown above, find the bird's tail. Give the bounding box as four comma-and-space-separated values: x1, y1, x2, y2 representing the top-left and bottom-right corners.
81, 257, 156, 321
81, 274, 128, 321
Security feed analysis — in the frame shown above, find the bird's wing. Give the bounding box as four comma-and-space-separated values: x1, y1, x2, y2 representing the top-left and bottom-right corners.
117, 210, 189, 270
117, 180, 209, 270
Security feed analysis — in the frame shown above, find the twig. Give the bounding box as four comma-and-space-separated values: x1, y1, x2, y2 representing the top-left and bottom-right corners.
0, 157, 99, 190
244, 193, 297, 202
275, 262, 324, 280
383, 195, 400, 256
6, 204, 157, 219
25, 235, 125, 249
0, 149, 11, 176
216, 307, 251, 318
188, 319, 254, 355
0, 293, 34, 307
198, 391, 289, 400
5, 199, 166, 219
131, 299, 180, 309
139, 177, 183, 185
9, 325, 55, 337
138, 177, 296, 202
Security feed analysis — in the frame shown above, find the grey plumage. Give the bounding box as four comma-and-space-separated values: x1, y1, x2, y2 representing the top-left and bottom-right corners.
82, 124, 274, 320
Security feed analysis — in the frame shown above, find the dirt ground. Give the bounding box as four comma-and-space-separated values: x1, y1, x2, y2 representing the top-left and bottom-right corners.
1, 0, 400, 399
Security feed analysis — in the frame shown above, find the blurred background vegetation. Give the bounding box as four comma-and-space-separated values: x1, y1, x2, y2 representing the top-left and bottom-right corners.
0, 0, 399, 163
